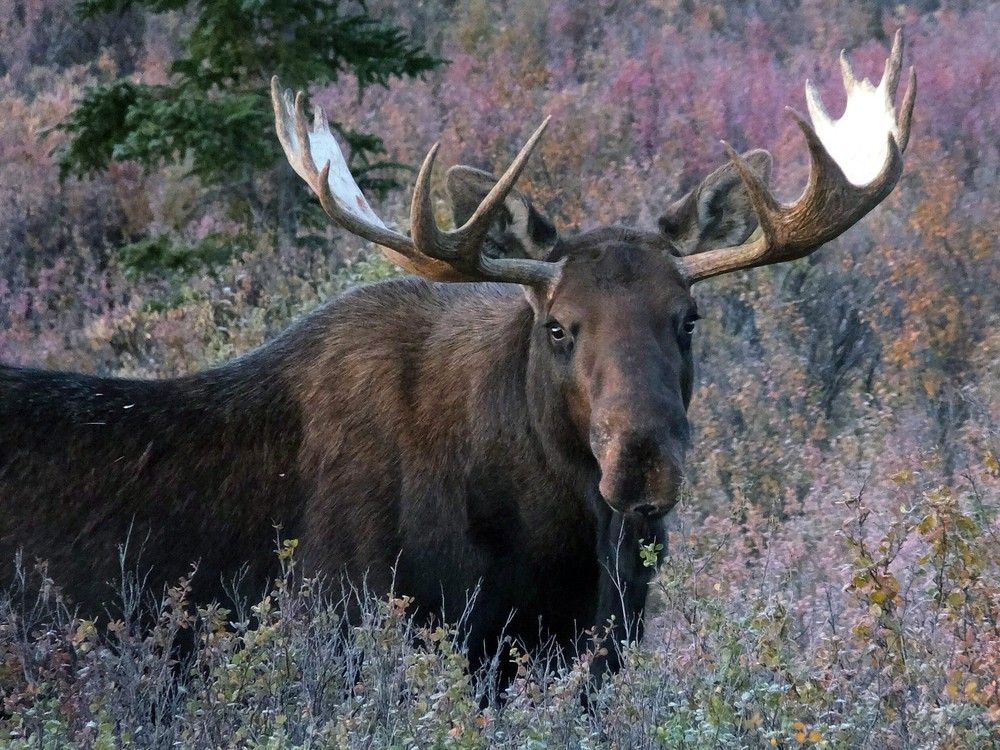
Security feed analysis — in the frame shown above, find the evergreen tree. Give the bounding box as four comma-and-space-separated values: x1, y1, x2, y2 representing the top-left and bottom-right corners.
57, 0, 441, 268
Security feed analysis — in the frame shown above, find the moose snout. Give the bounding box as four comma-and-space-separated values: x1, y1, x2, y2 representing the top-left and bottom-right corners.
591, 422, 687, 517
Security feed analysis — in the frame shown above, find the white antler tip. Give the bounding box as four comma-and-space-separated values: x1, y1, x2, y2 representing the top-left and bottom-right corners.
806, 45, 903, 186
312, 105, 333, 136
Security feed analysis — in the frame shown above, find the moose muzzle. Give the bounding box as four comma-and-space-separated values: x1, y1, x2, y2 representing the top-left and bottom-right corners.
591, 405, 689, 518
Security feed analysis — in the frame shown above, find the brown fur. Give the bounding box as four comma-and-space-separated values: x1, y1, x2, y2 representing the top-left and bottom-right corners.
0, 156, 767, 670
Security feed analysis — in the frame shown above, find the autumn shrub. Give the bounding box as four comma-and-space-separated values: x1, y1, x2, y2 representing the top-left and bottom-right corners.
3, 449, 998, 748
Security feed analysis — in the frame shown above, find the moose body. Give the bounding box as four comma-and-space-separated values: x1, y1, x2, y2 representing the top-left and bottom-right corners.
1, 274, 668, 663
0, 35, 914, 670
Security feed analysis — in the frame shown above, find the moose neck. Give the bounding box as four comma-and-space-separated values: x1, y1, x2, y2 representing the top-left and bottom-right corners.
419, 281, 599, 502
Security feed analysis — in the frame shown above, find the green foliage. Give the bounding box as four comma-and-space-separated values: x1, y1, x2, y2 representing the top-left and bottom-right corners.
77, 0, 440, 91
58, 0, 441, 199
333, 252, 403, 286
639, 539, 664, 569
53, 80, 143, 178
118, 233, 248, 277
59, 82, 271, 181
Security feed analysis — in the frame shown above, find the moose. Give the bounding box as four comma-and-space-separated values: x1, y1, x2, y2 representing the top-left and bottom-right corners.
1, 34, 914, 671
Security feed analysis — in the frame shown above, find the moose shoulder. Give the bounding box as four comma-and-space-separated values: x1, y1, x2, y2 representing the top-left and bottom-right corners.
0, 35, 914, 670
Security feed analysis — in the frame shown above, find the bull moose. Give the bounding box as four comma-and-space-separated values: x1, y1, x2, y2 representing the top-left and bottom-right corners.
1, 34, 914, 670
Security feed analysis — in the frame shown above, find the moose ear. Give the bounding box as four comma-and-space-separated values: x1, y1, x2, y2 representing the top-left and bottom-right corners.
447, 166, 558, 261
658, 149, 772, 256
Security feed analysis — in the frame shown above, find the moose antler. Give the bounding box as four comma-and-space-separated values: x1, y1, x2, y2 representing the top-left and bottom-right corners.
271, 77, 561, 287
676, 30, 916, 283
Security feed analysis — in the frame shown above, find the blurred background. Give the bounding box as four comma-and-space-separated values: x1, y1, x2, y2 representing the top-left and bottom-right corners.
0, 0, 997, 741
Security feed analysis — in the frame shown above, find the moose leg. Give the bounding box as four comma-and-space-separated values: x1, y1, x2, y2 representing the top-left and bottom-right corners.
587, 506, 666, 681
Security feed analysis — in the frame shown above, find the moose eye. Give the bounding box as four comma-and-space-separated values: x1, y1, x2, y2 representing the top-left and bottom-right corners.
546, 321, 566, 342
679, 313, 700, 345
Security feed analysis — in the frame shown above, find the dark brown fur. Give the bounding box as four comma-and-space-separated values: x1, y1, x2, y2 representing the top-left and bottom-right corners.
1, 155, 769, 669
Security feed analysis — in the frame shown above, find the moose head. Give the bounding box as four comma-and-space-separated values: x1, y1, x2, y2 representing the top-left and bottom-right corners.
272, 32, 915, 520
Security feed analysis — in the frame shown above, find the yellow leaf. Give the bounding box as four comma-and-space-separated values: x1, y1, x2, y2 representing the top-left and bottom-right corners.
921, 370, 941, 398
965, 680, 979, 699
986, 451, 999, 476
891, 469, 913, 485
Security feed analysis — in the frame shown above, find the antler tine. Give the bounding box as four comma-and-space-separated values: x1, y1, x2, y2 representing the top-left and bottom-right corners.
410, 141, 448, 259
410, 118, 562, 286
272, 77, 560, 286
272, 78, 411, 255
881, 28, 904, 102
898, 65, 917, 151
880, 29, 917, 151
458, 118, 552, 235
677, 31, 915, 283
839, 50, 858, 93
272, 78, 480, 281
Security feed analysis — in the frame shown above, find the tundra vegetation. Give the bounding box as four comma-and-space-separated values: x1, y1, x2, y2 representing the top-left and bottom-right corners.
0, 0, 997, 748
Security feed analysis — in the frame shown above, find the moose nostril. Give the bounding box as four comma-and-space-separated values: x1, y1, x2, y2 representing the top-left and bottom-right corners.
633, 503, 659, 518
